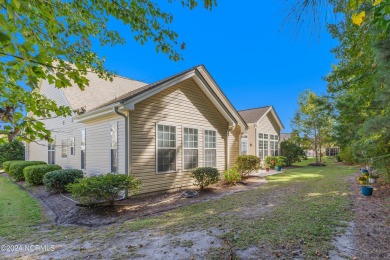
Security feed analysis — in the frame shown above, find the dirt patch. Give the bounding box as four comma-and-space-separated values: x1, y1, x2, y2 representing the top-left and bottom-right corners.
8, 174, 267, 227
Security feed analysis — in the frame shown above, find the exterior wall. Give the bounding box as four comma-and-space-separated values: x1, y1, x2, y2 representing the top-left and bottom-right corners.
247, 124, 257, 156
228, 125, 242, 166
28, 83, 126, 176
130, 78, 230, 194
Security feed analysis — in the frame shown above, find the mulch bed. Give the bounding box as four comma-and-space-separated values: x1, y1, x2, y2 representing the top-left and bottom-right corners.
2, 173, 267, 227
350, 173, 390, 259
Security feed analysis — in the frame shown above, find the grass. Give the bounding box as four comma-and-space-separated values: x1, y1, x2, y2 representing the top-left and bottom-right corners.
0, 175, 44, 240
124, 157, 356, 257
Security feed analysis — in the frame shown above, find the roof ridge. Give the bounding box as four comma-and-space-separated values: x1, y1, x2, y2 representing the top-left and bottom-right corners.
238, 106, 271, 112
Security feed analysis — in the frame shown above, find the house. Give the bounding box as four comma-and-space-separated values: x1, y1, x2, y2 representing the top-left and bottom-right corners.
238, 106, 284, 160
26, 65, 247, 194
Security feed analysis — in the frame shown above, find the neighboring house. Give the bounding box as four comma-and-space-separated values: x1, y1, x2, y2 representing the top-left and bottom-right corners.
26, 65, 247, 194
238, 106, 284, 160
279, 134, 339, 157
280, 133, 292, 142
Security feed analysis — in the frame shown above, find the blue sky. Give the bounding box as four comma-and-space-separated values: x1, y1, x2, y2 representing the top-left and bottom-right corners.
98, 1, 338, 133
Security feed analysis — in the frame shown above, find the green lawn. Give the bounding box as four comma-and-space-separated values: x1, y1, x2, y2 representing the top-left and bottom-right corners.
0, 175, 44, 240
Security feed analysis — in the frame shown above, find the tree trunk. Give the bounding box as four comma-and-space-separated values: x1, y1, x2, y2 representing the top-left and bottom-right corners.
318, 130, 322, 162
314, 128, 318, 164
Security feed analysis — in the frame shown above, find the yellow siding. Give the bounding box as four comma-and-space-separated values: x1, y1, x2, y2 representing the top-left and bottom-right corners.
229, 126, 241, 166
130, 78, 230, 194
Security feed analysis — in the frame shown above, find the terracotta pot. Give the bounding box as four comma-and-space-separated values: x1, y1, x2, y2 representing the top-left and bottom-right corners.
266, 168, 270, 172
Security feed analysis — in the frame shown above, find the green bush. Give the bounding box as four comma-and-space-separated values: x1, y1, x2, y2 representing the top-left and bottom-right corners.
24, 164, 62, 186
2, 160, 24, 173
235, 155, 260, 176
338, 146, 357, 164
223, 167, 241, 186
0, 140, 25, 168
43, 169, 85, 193
9, 161, 47, 181
67, 173, 141, 205
191, 167, 220, 190
280, 140, 306, 166
275, 156, 287, 167
265, 156, 277, 169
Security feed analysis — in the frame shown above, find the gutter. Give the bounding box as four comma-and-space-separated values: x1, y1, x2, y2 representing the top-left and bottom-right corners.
114, 106, 129, 198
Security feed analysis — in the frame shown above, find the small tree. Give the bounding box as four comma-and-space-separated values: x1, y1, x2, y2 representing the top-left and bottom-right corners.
280, 140, 305, 166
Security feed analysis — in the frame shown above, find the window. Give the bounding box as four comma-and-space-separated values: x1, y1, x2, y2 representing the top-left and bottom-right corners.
241, 134, 248, 155
81, 129, 86, 170
258, 133, 268, 159
61, 139, 68, 158
70, 138, 75, 156
204, 130, 217, 167
157, 124, 176, 173
183, 127, 198, 170
270, 135, 279, 156
48, 142, 55, 164
111, 123, 118, 173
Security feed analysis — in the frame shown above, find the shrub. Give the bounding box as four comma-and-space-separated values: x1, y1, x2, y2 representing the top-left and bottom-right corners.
223, 167, 241, 186
66, 173, 141, 205
0, 140, 25, 168
43, 169, 85, 193
9, 161, 47, 181
338, 146, 357, 164
265, 156, 277, 169
275, 156, 287, 167
235, 155, 260, 176
191, 167, 220, 190
2, 160, 24, 173
280, 141, 306, 166
24, 164, 62, 186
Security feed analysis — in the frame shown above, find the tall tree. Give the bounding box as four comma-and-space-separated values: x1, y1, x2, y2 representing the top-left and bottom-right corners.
0, 0, 217, 143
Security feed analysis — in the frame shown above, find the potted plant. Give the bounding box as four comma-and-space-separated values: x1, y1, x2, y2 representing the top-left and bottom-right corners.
275, 156, 286, 171
265, 164, 270, 172
368, 174, 379, 184
276, 164, 282, 171
357, 176, 366, 185
359, 173, 373, 196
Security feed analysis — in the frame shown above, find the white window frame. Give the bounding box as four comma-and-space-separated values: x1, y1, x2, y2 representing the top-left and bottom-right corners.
156, 122, 177, 174
182, 126, 200, 171
270, 135, 279, 156
110, 122, 118, 173
258, 133, 269, 159
70, 137, 75, 156
61, 139, 68, 158
240, 134, 248, 155
204, 129, 217, 168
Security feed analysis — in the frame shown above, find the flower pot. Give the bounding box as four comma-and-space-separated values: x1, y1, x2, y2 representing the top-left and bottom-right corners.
265, 168, 270, 172
276, 166, 282, 171
369, 178, 376, 184
361, 185, 373, 196
361, 169, 368, 174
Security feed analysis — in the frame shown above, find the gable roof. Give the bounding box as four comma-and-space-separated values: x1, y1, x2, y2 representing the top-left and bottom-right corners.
238, 106, 284, 130
59, 72, 147, 111
280, 133, 292, 141
77, 65, 248, 130
238, 106, 271, 123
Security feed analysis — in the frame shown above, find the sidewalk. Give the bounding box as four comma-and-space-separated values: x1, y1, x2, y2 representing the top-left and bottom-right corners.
253, 169, 284, 177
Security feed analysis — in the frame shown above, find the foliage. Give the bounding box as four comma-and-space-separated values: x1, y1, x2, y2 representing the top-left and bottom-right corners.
43, 169, 84, 193
66, 173, 141, 205
0, 175, 43, 240
223, 167, 241, 186
235, 155, 260, 176
2, 160, 24, 172
265, 156, 277, 169
275, 156, 287, 167
338, 146, 357, 164
0, 0, 217, 142
0, 140, 24, 167
9, 161, 46, 181
23, 164, 62, 186
280, 140, 306, 166
191, 167, 220, 190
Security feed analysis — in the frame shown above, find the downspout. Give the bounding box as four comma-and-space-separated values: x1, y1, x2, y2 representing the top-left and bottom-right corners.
114, 107, 129, 198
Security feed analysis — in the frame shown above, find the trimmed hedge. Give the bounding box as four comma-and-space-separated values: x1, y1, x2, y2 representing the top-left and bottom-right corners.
191, 167, 220, 190
24, 164, 62, 186
0, 140, 25, 168
66, 173, 141, 205
235, 155, 260, 176
9, 161, 47, 181
43, 169, 85, 193
2, 160, 24, 173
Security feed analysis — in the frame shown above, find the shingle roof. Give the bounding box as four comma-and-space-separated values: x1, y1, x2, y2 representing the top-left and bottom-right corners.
91, 65, 201, 111
238, 106, 271, 123
60, 72, 147, 111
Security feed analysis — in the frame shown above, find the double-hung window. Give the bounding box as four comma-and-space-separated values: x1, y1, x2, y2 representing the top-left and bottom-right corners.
70, 138, 75, 156
183, 127, 198, 170
81, 129, 86, 170
204, 130, 217, 167
157, 124, 176, 173
241, 134, 248, 155
48, 142, 55, 164
61, 139, 68, 158
110, 123, 118, 173
258, 133, 268, 159
270, 135, 279, 156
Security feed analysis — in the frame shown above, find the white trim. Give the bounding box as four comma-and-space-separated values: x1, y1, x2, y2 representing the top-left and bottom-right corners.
182, 126, 200, 172
110, 121, 119, 173
155, 122, 178, 174
74, 104, 123, 122
69, 137, 75, 156
203, 128, 217, 168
